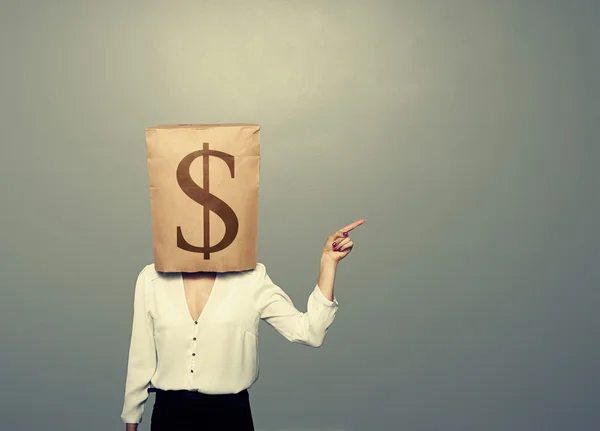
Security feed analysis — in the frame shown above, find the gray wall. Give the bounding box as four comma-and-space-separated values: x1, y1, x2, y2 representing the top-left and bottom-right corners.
1, 1, 599, 430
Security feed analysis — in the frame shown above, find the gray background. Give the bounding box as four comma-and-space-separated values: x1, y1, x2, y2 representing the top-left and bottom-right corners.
1, 1, 598, 430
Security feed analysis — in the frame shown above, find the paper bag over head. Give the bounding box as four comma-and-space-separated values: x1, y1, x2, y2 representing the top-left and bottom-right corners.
146, 123, 260, 273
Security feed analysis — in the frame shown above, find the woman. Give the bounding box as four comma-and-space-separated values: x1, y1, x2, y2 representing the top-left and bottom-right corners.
121, 218, 366, 430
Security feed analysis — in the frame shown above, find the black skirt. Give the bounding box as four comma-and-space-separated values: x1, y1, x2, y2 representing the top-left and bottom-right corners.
150, 388, 255, 431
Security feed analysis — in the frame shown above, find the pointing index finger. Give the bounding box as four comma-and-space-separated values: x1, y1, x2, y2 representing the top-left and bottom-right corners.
340, 218, 366, 234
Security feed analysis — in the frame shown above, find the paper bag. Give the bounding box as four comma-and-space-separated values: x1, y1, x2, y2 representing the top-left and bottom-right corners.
146, 124, 260, 273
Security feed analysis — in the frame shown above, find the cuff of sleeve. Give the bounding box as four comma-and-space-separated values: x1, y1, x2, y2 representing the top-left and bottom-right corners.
121, 414, 143, 424
314, 284, 339, 307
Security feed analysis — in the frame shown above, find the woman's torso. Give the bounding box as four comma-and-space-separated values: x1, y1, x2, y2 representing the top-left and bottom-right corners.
147, 265, 261, 394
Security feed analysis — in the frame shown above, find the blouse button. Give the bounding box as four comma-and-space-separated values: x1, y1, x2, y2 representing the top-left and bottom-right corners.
191, 370, 194, 373
192, 353, 196, 356
194, 321, 198, 324
193, 337, 197, 341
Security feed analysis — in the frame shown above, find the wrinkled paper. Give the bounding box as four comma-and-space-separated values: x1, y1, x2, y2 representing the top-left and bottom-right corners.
146, 124, 260, 272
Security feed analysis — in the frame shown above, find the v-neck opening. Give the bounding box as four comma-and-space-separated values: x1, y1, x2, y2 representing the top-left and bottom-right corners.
179, 272, 219, 323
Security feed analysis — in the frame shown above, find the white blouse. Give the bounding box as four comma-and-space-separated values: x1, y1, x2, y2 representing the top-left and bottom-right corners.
120, 262, 339, 424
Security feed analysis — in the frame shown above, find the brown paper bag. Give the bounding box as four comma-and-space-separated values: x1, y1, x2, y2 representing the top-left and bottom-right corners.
146, 124, 260, 273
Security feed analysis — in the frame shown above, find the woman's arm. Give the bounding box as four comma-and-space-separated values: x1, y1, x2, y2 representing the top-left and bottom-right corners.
255, 262, 339, 347
255, 218, 365, 346
317, 255, 338, 302
125, 424, 138, 431
121, 265, 157, 425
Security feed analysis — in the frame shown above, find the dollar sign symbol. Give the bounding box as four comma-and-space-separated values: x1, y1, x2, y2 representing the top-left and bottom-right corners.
176, 142, 239, 259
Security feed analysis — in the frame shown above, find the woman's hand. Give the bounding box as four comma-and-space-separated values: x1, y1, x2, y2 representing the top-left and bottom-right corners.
321, 219, 366, 264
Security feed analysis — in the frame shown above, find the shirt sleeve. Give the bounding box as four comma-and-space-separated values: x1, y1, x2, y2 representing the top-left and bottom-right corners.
254, 263, 339, 347
120, 265, 157, 424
